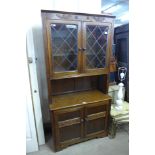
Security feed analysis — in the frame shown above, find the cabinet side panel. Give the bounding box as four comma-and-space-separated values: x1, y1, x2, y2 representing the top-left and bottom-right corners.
41, 12, 52, 103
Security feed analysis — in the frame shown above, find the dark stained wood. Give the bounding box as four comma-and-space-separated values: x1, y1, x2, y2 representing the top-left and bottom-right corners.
41, 9, 116, 18
84, 100, 109, 138
98, 74, 109, 93
51, 78, 75, 95
41, 12, 52, 103
41, 10, 114, 151
50, 90, 111, 110
58, 118, 81, 128
85, 111, 106, 121
51, 68, 109, 80
51, 93, 111, 151
51, 76, 99, 95
75, 77, 92, 90
51, 111, 57, 151
53, 106, 84, 151
41, 10, 114, 80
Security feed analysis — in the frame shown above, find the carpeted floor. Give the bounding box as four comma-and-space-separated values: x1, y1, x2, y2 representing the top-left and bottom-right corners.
27, 124, 129, 155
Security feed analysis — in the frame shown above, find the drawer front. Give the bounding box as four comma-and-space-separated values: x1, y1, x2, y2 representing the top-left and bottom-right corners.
85, 100, 109, 115
53, 107, 84, 148
84, 100, 110, 138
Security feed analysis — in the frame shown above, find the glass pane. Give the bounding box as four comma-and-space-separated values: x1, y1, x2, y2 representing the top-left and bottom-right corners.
51, 23, 78, 72
86, 25, 109, 69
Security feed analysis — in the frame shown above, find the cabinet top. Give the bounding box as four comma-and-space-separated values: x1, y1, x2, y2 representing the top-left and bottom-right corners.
41, 10, 115, 18
50, 90, 112, 110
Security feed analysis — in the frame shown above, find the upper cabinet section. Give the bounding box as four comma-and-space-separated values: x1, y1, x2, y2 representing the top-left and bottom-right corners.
41, 10, 115, 80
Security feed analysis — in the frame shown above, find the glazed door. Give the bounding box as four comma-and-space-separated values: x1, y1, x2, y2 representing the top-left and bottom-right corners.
46, 20, 82, 78
54, 107, 84, 148
84, 101, 109, 138
82, 22, 112, 74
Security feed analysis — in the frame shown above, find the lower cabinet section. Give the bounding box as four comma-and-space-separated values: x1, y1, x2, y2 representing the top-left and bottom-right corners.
50, 91, 111, 151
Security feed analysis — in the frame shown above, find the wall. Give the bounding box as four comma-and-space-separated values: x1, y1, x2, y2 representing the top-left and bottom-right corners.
27, 0, 101, 123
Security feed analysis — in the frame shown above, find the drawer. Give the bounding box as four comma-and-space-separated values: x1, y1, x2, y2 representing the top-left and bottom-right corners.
85, 100, 109, 115
55, 107, 82, 122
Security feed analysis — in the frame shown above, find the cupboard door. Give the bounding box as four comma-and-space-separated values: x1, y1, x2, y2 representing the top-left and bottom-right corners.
84, 101, 109, 138
82, 22, 112, 73
54, 107, 84, 149
46, 20, 82, 78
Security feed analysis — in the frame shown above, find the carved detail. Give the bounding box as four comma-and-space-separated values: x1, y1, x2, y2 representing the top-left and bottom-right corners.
93, 16, 105, 22
87, 16, 89, 20
63, 14, 71, 19
55, 13, 72, 20
75, 15, 78, 19
56, 13, 63, 19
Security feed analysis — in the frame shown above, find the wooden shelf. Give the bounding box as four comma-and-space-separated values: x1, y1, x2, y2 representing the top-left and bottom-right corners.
51, 68, 109, 80
50, 90, 111, 110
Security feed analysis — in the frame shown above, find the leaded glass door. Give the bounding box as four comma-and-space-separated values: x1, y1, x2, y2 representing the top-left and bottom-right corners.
83, 22, 111, 73
47, 20, 81, 78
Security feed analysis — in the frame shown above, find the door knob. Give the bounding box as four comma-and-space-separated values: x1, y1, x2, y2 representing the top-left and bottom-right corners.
81, 119, 84, 122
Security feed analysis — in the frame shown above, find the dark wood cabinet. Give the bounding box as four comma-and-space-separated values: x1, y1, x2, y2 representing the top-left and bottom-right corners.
41, 10, 114, 80
50, 90, 111, 151
41, 10, 115, 151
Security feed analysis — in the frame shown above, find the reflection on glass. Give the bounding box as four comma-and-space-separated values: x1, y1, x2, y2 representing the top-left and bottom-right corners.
86, 25, 109, 69
51, 23, 78, 72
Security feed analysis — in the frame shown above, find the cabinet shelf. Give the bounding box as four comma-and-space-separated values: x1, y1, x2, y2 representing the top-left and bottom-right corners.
51, 68, 109, 80
53, 53, 77, 57
50, 90, 111, 110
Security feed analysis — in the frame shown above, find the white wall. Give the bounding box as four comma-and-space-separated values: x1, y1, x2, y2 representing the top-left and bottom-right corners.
27, 0, 102, 123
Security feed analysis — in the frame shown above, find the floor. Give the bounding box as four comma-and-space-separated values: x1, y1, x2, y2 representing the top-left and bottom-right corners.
27, 124, 129, 155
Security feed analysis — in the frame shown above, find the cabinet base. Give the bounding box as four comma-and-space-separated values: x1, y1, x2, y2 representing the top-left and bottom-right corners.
54, 132, 108, 152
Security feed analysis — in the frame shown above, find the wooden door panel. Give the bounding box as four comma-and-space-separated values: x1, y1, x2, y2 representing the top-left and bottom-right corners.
84, 101, 109, 138
85, 117, 106, 135
59, 123, 81, 142
54, 107, 84, 145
